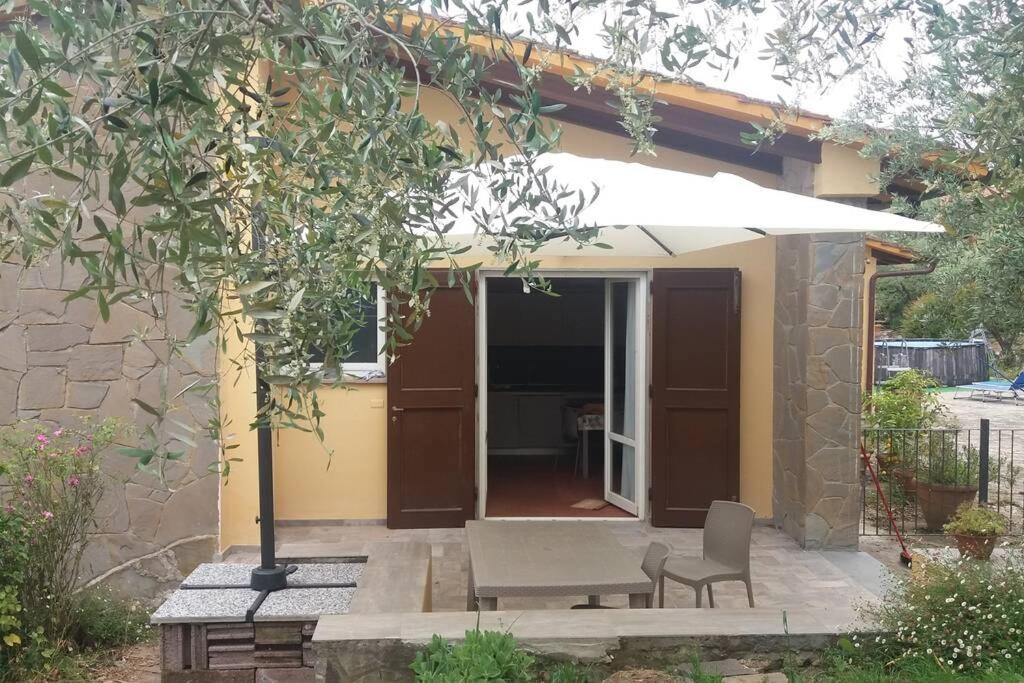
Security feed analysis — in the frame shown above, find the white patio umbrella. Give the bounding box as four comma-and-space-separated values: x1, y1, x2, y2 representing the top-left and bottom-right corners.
429, 152, 944, 256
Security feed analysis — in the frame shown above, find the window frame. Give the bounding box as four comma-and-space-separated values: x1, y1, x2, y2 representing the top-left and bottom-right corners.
338, 284, 387, 379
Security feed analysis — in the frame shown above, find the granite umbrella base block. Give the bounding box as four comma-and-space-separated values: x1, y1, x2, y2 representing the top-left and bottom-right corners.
151, 543, 433, 682
154, 563, 360, 683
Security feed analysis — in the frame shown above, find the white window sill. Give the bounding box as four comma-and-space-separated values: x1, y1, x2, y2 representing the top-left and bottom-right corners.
318, 367, 387, 385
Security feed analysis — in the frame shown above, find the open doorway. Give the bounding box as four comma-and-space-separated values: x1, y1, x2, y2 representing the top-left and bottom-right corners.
483, 277, 635, 518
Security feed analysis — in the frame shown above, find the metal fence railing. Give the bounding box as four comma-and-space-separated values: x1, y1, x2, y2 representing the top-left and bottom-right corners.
861, 420, 1023, 536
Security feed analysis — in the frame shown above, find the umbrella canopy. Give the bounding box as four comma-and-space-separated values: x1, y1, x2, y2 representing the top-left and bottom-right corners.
432, 152, 945, 257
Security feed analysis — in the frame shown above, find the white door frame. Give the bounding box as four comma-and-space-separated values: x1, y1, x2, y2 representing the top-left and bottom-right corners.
603, 278, 648, 516
476, 268, 649, 521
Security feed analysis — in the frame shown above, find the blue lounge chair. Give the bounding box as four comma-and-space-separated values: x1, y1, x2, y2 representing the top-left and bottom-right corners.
954, 370, 1024, 402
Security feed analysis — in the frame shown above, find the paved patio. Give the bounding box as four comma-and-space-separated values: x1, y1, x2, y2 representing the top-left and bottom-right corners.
225, 521, 890, 614
942, 392, 1024, 430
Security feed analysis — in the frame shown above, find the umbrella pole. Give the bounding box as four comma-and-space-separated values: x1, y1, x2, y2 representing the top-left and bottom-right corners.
250, 363, 289, 591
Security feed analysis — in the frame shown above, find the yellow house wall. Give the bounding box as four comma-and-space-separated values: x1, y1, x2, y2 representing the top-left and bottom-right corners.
272, 386, 389, 521
814, 143, 881, 198
218, 88, 876, 549
217, 307, 263, 548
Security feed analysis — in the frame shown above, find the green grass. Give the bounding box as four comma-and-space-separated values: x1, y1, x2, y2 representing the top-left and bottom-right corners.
534, 651, 1024, 683
794, 653, 1024, 682
421, 632, 1024, 683
0, 587, 153, 683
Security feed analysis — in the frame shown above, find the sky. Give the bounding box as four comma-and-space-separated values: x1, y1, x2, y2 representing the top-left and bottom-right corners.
684, 12, 914, 119
484, 0, 917, 120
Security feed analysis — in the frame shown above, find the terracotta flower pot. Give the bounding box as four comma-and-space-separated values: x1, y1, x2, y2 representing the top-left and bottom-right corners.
916, 482, 978, 531
876, 451, 900, 473
893, 468, 917, 500
953, 533, 998, 560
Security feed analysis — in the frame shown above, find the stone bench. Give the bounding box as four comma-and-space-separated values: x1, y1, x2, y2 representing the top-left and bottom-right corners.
313, 606, 871, 682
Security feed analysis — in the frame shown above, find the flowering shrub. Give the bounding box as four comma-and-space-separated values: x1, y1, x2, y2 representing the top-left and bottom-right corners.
0, 419, 119, 641
70, 586, 151, 650
944, 503, 1009, 537
0, 480, 28, 671
850, 547, 1024, 674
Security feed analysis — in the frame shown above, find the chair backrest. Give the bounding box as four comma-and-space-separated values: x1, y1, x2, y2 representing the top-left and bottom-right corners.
640, 542, 670, 584
1011, 371, 1024, 390
702, 501, 755, 572
561, 405, 580, 442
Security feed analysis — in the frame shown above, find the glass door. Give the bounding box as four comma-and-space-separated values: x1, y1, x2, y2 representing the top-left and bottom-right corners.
604, 278, 644, 515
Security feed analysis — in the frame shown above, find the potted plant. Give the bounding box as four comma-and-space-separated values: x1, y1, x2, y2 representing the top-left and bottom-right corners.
943, 502, 1008, 560
863, 370, 946, 492
916, 442, 984, 530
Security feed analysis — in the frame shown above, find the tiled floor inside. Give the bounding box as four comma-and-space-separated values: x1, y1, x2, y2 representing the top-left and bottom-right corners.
485, 455, 634, 518
227, 522, 890, 613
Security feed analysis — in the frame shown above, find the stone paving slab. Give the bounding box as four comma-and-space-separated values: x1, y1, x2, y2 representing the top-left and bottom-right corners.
678, 659, 755, 678
256, 587, 356, 621
152, 585, 359, 624
314, 606, 870, 643
182, 562, 363, 588
819, 551, 890, 599
152, 588, 257, 623
153, 565, 362, 624
255, 523, 888, 614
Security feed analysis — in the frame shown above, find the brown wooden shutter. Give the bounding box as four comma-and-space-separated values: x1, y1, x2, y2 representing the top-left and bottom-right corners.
651, 269, 741, 527
387, 279, 476, 528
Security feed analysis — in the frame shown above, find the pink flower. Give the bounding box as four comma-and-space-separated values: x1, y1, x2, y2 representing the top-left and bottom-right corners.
3, 503, 14, 514
75, 445, 91, 457
52, 429, 63, 437
41, 511, 53, 520
35, 434, 49, 445
22, 474, 34, 485
67, 476, 80, 488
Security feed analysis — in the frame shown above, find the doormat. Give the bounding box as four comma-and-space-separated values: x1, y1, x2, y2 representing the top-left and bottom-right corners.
570, 498, 609, 511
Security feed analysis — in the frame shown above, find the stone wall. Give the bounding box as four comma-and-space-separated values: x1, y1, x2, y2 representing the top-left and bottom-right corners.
772, 159, 864, 549
0, 252, 219, 601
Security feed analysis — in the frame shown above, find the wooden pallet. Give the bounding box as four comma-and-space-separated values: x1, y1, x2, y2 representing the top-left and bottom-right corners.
161, 621, 315, 682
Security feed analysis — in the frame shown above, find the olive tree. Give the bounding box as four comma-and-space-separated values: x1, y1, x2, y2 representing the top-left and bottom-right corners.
821, 0, 1024, 366
0, 0, 908, 469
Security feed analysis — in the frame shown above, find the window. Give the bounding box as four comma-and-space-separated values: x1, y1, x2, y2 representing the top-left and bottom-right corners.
310, 284, 386, 379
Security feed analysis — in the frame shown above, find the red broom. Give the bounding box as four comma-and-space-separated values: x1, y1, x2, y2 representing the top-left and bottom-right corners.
860, 443, 914, 567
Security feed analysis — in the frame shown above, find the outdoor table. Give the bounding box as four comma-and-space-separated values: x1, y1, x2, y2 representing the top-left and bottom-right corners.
465, 520, 652, 610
